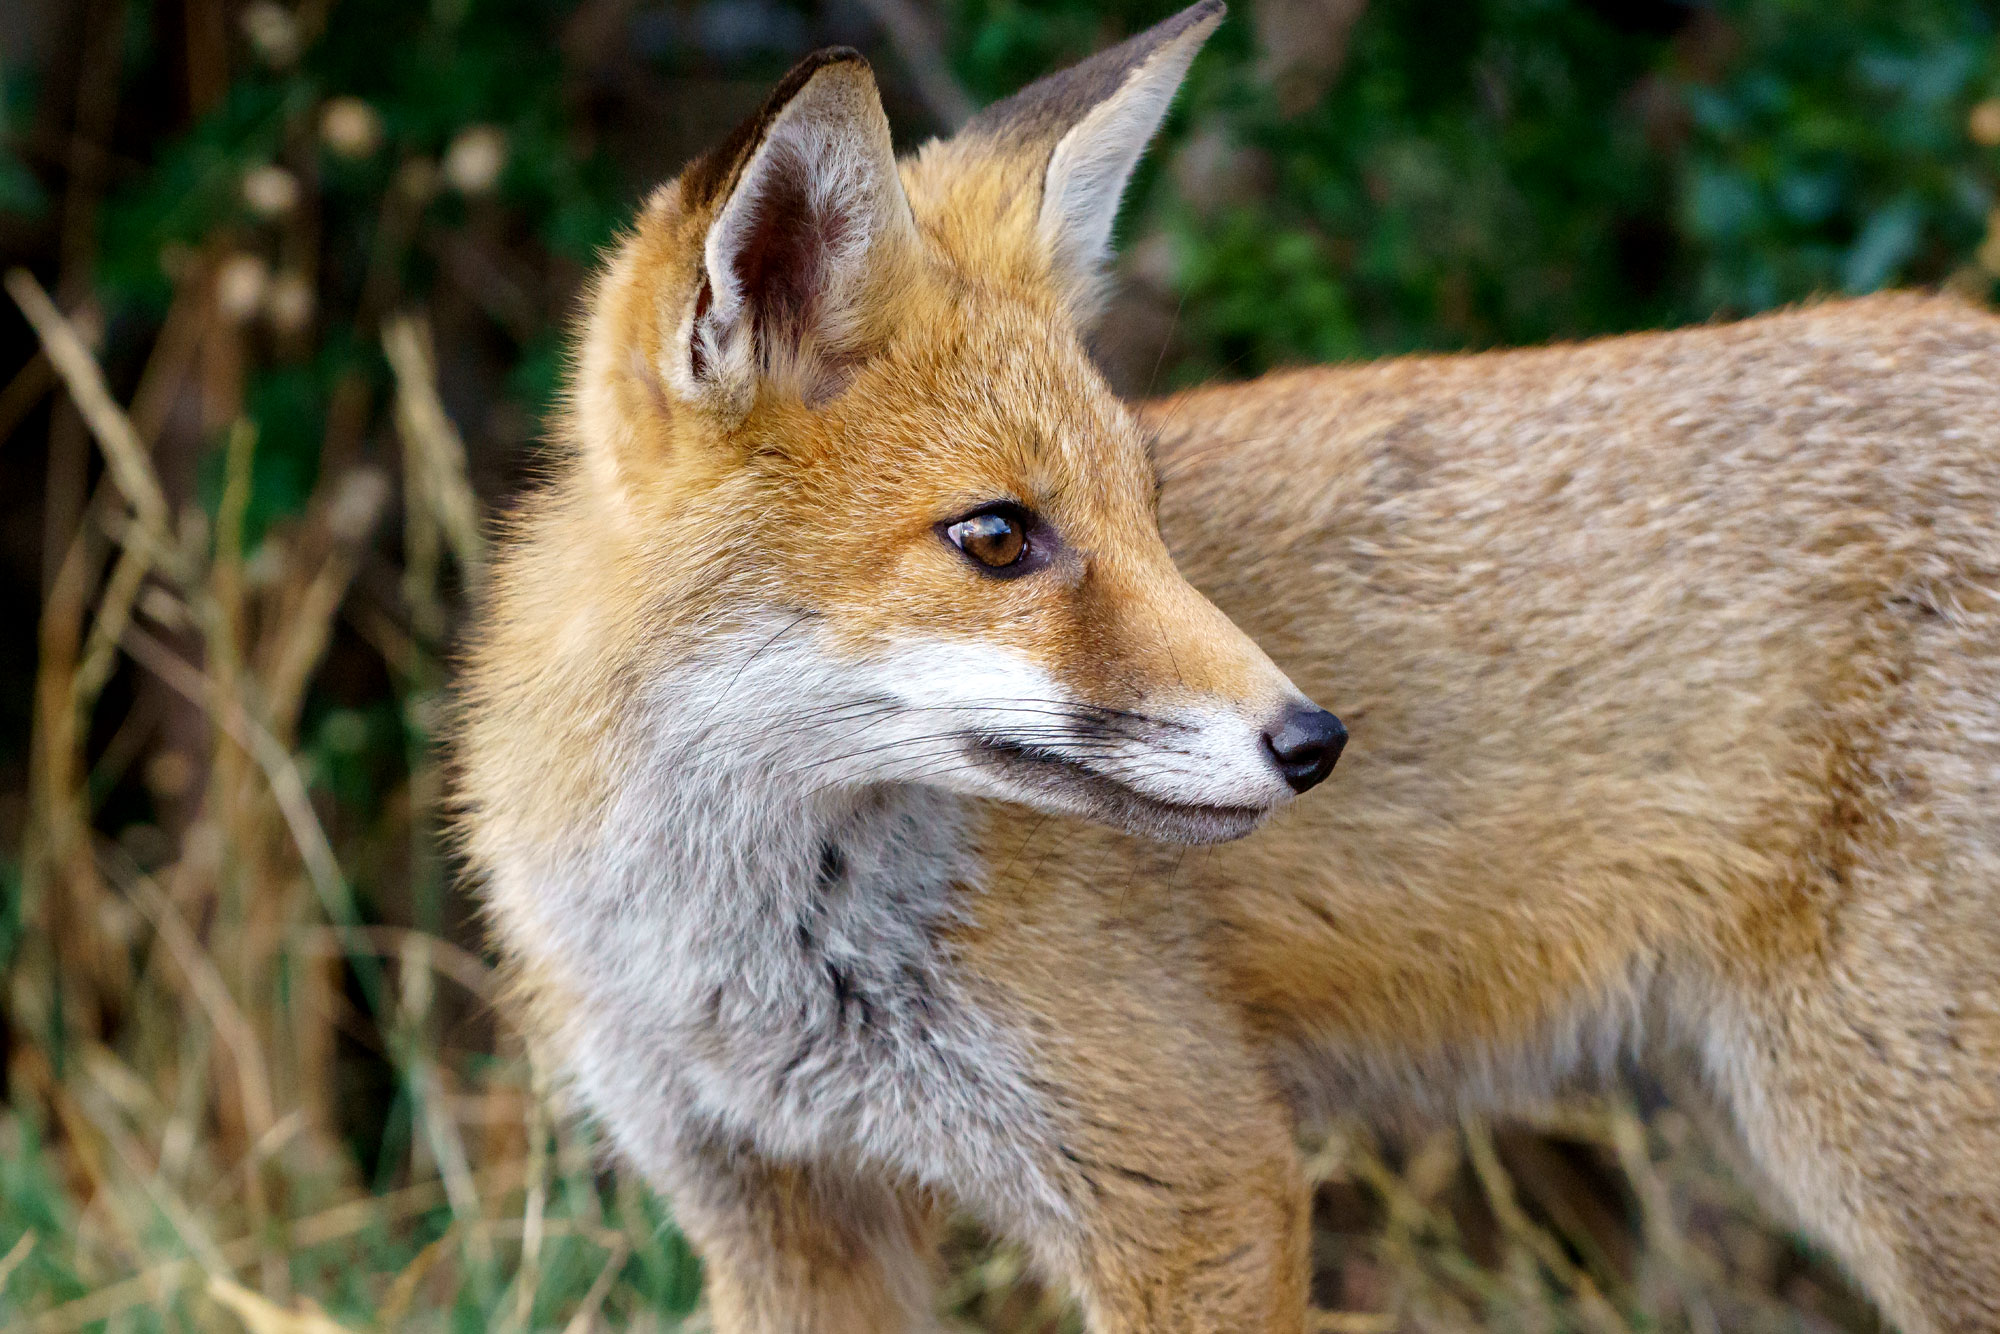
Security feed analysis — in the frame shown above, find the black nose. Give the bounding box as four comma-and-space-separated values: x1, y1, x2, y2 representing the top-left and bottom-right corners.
1261, 705, 1346, 793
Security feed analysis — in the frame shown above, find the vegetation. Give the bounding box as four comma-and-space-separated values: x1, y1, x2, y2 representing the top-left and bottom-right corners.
4, 0, 1999, 1328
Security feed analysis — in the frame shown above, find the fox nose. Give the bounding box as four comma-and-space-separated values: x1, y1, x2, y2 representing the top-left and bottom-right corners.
1261, 704, 1347, 793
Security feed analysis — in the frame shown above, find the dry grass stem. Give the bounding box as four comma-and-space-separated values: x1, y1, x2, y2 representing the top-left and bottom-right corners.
6, 268, 170, 538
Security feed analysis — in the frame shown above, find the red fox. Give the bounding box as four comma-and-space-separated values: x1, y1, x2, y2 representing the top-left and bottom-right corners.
456, 4, 2000, 1329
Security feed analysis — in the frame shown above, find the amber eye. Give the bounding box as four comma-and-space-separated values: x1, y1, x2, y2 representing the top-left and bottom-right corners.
943, 506, 1032, 573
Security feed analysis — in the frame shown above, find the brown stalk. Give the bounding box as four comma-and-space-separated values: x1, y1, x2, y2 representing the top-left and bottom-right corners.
1463, 1115, 1615, 1325
7, 270, 173, 540
383, 312, 486, 634
8, 264, 186, 1043
260, 469, 390, 743
98, 847, 277, 1163
117, 624, 353, 949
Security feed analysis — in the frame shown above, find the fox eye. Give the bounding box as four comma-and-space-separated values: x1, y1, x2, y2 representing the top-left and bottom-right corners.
942, 505, 1033, 575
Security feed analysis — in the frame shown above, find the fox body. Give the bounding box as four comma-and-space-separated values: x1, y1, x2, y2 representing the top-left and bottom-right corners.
457, 5, 2000, 1330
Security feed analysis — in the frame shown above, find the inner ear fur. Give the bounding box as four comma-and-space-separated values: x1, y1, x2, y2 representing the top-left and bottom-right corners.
665, 48, 917, 417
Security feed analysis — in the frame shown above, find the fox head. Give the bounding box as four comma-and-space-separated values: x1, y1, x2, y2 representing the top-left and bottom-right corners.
541, 0, 1342, 845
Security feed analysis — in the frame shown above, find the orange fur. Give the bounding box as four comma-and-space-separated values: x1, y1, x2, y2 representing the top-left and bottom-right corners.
1151, 298, 2000, 1328
458, 10, 2000, 1330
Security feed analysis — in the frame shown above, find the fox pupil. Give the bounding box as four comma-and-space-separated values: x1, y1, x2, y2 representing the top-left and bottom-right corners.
947, 510, 1027, 570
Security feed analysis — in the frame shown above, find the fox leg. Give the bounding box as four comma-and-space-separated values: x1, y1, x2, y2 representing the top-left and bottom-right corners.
669, 1140, 947, 1334
656, 954, 1306, 1334
1058, 1104, 1310, 1334
1707, 920, 2000, 1332
949, 887, 1313, 1334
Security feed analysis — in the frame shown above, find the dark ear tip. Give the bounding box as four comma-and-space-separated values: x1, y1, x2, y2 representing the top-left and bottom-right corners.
775, 46, 874, 95
962, 0, 1227, 144
1159, 0, 1227, 40
682, 47, 878, 212
793, 45, 872, 76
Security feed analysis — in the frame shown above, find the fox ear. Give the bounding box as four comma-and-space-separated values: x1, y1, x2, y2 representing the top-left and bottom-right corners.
958, 0, 1223, 321
669, 49, 916, 416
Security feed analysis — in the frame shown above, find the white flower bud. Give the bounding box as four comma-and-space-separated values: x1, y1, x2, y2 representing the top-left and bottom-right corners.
241, 3, 301, 66
216, 253, 270, 322
320, 96, 385, 159
242, 164, 300, 218
443, 125, 508, 196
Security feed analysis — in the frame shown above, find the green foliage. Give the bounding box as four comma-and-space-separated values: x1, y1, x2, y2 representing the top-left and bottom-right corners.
66, 0, 2000, 469
947, 0, 2000, 380
0, 64, 46, 217
191, 364, 329, 545
0, 1122, 90, 1321
1678, 0, 1998, 310
92, 0, 629, 545
1167, 0, 1676, 371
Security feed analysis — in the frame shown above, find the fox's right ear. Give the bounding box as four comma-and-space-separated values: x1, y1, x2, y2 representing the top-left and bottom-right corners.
665, 49, 917, 419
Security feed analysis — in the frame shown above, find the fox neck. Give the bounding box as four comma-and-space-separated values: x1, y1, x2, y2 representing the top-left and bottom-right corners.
526, 616, 1080, 1236
627, 713, 981, 936
688, 632, 970, 856
560, 620, 988, 1026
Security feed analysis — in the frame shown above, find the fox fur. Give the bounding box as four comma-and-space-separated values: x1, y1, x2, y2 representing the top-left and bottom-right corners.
456, 4, 2000, 1330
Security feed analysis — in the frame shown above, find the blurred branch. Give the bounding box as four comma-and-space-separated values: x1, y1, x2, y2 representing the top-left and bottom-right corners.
103, 846, 277, 1151
1463, 1114, 1618, 1317
1310, 1314, 1395, 1333
262, 469, 390, 740
383, 313, 485, 632
556, 1235, 629, 1334
207, 1278, 361, 1334
1255, 0, 1367, 117
57, 0, 126, 287
853, 0, 975, 130
294, 926, 497, 1004
429, 234, 540, 344
34, 0, 124, 590
72, 529, 155, 717
5, 271, 195, 824
1608, 1100, 1722, 1334
9, 266, 178, 1038
7, 269, 171, 540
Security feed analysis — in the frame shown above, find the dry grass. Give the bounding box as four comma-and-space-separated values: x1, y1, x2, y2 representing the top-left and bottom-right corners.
1, 262, 1887, 1334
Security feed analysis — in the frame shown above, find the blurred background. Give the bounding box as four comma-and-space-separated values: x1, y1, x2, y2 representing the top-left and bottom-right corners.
3, 0, 1999, 1329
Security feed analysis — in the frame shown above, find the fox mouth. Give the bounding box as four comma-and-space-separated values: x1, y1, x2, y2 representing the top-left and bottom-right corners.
967, 733, 1269, 844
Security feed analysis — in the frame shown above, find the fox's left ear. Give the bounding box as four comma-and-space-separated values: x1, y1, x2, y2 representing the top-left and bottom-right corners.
953, 0, 1224, 322
668, 48, 917, 417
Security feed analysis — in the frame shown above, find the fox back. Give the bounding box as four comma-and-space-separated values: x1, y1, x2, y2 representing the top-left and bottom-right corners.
1147, 295, 2000, 1330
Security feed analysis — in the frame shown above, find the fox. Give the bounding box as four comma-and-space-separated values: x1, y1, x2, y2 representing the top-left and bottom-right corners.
455, 3, 2000, 1330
